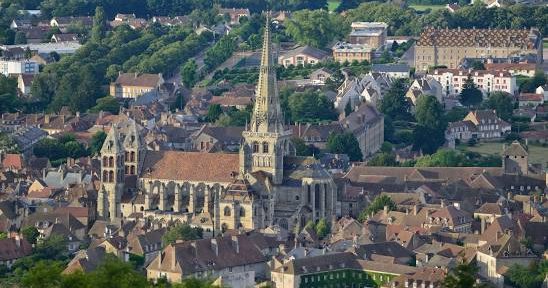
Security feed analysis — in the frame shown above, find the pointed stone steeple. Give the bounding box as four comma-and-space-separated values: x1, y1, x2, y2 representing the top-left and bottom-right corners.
250, 13, 284, 134
240, 15, 294, 185
101, 126, 122, 155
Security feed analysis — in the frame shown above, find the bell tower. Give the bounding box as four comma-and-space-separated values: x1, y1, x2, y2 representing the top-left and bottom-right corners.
98, 126, 124, 221
240, 15, 293, 185
123, 120, 143, 178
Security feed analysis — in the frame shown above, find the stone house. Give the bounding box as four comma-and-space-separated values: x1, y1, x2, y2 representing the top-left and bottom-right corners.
110, 73, 164, 99
278, 46, 330, 68
340, 104, 384, 158
445, 110, 511, 143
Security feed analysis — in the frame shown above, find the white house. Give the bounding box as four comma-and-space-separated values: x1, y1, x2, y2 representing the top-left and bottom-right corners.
429, 68, 516, 97
0, 59, 39, 76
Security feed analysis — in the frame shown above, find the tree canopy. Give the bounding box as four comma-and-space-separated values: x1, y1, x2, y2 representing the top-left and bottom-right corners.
484, 92, 513, 121
287, 89, 337, 123
358, 195, 396, 222
460, 75, 483, 107
162, 223, 203, 246
285, 9, 346, 48
379, 79, 411, 121
326, 132, 363, 161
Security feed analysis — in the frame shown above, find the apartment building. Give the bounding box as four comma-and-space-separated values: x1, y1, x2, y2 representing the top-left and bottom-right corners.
414, 27, 542, 71
0, 59, 39, 76
348, 22, 388, 49
332, 42, 373, 63
109, 73, 164, 99
428, 68, 516, 96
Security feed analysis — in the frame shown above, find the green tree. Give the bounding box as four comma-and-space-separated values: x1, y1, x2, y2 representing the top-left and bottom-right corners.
21, 261, 63, 288
459, 75, 483, 107
506, 260, 547, 288
413, 95, 447, 154
379, 79, 411, 120
89, 96, 120, 115
292, 137, 318, 157
14, 31, 27, 44
0, 232, 7, 239
181, 59, 198, 88
470, 60, 485, 70
24, 47, 32, 59
443, 262, 490, 288
21, 226, 39, 245
326, 132, 363, 161
0, 74, 20, 113
162, 223, 202, 246
315, 218, 330, 239
367, 152, 397, 166
414, 149, 469, 167
285, 9, 346, 48
520, 71, 546, 93
206, 104, 223, 123
484, 91, 513, 121
86, 255, 148, 288
358, 195, 396, 221
91, 6, 106, 43
0, 132, 19, 153
89, 131, 107, 156
344, 101, 352, 117
288, 89, 337, 123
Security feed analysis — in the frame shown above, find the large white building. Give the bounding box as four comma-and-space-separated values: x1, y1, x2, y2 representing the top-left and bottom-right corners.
428, 68, 516, 97
0, 59, 38, 76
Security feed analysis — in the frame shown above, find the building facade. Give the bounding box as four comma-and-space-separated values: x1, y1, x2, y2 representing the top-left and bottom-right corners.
0, 59, 39, 76
414, 28, 542, 71
428, 68, 516, 96
98, 20, 338, 240
109, 73, 164, 99
348, 22, 388, 49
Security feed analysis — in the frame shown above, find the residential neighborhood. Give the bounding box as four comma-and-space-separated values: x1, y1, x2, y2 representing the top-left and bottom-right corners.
0, 0, 546, 288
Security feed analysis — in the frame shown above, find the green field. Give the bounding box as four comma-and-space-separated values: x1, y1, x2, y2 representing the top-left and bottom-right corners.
409, 4, 446, 11
328, 0, 341, 11
457, 142, 548, 165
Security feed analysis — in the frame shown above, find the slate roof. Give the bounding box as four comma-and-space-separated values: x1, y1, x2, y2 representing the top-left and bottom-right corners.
0, 238, 32, 261
279, 45, 329, 60
114, 73, 161, 88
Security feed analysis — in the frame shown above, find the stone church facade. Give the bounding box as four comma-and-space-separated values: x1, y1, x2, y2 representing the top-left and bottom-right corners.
98, 21, 338, 234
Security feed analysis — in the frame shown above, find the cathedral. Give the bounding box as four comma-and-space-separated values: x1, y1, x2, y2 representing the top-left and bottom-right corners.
97, 20, 338, 234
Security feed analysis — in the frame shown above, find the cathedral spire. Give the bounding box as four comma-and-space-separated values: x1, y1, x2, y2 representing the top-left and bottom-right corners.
250, 14, 284, 133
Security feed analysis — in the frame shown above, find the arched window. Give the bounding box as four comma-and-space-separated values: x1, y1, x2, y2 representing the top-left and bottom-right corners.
262, 142, 269, 153
124, 151, 129, 162
130, 151, 135, 162
108, 171, 114, 183
224, 206, 231, 216
102, 156, 108, 166
108, 156, 114, 167
130, 165, 135, 175
102, 171, 108, 182
240, 207, 245, 217
252, 142, 259, 153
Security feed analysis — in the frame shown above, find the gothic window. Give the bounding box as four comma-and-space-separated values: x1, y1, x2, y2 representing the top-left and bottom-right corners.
108, 171, 114, 183
102, 156, 108, 166
240, 207, 245, 217
108, 156, 114, 167
224, 206, 231, 216
125, 165, 129, 174
130, 165, 135, 175
130, 151, 135, 162
307, 185, 311, 205
262, 142, 269, 153
124, 151, 129, 162
253, 142, 259, 153
102, 171, 108, 182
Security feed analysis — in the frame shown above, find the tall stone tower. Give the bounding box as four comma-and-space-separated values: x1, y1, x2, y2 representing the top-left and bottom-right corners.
503, 141, 529, 175
98, 126, 124, 221
122, 120, 143, 177
240, 16, 293, 185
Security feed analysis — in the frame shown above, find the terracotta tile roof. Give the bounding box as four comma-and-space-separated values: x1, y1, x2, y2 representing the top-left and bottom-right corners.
430, 206, 472, 227
55, 206, 88, 218
475, 202, 504, 215
0, 238, 32, 261
519, 93, 543, 102
484, 63, 536, 71
210, 96, 252, 107
2, 154, 23, 170
114, 73, 161, 88
417, 27, 539, 49
140, 151, 239, 183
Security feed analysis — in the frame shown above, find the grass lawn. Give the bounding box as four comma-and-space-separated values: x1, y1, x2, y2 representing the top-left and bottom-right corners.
409, 4, 446, 12
328, 0, 341, 12
457, 142, 548, 165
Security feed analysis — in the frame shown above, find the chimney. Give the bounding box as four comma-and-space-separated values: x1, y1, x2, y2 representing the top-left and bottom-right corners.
211, 238, 218, 256
231, 236, 239, 253
15, 234, 21, 248
383, 205, 388, 214
480, 217, 486, 234
413, 205, 418, 216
